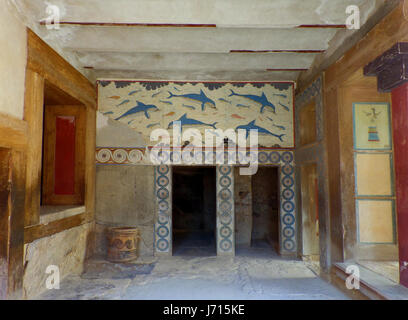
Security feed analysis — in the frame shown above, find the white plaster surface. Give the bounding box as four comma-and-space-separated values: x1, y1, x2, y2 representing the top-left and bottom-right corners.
96, 112, 145, 147
0, 4, 27, 119
13, 0, 369, 26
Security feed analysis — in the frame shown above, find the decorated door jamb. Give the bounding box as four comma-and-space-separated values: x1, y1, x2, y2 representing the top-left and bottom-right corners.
152, 150, 297, 257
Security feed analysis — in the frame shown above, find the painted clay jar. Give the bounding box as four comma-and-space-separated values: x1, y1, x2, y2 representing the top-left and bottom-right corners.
107, 227, 140, 263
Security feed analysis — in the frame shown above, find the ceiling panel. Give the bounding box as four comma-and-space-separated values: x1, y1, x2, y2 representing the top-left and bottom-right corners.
18, 0, 368, 27
8, 0, 389, 83
52, 27, 339, 53
76, 52, 317, 71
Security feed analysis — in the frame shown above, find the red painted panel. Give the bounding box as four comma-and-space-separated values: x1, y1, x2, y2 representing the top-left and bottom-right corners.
391, 82, 408, 288
54, 116, 76, 195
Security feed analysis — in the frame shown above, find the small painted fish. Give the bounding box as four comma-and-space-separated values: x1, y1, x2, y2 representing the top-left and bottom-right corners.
117, 99, 130, 107
152, 91, 162, 98
108, 96, 121, 100
182, 104, 196, 110
219, 98, 232, 104
236, 104, 250, 108
279, 102, 290, 111
160, 100, 173, 105
267, 117, 274, 122
103, 111, 113, 115
128, 90, 141, 96
231, 114, 246, 120
274, 94, 287, 98
164, 112, 175, 117
147, 122, 161, 129
273, 124, 286, 131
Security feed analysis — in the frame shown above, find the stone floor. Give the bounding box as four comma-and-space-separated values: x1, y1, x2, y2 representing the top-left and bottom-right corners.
37, 246, 349, 300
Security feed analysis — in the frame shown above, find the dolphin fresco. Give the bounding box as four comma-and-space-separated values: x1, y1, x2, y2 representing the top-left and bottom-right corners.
167, 113, 217, 130
115, 101, 159, 120
229, 89, 276, 114
167, 89, 216, 111
236, 120, 285, 141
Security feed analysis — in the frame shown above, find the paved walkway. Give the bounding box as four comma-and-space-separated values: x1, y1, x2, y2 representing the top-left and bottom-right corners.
37, 248, 349, 300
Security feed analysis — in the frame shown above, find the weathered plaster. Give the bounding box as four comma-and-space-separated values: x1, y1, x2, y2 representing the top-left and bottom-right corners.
234, 169, 252, 247
0, 4, 27, 119
23, 222, 94, 299
95, 165, 155, 257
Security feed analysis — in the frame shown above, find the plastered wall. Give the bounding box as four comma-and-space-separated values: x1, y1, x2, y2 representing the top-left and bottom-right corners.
0, 5, 27, 119
95, 80, 296, 257
23, 222, 94, 299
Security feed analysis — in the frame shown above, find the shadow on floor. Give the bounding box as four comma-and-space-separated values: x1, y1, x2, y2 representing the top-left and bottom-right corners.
173, 231, 216, 257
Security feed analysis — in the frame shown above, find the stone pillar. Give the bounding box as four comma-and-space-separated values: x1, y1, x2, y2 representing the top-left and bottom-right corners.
365, 43, 408, 287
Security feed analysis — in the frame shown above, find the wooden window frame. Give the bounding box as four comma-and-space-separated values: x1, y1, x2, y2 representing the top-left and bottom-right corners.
42, 105, 86, 205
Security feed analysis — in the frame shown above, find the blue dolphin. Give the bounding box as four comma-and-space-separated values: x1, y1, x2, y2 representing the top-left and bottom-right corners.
229, 89, 276, 114
167, 113, 217, 130
236, 120, 285, 141
115, 101, 159, 120
167, 89, 216, 111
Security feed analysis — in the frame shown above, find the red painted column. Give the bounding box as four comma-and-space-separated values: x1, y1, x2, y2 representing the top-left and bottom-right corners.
391, 82, 408, 288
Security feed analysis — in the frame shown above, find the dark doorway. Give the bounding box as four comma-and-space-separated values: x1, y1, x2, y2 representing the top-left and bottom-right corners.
251, 166, 280, 252
172, 166, 216, 256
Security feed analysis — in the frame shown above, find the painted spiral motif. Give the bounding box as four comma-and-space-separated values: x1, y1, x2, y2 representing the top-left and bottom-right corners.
155, 165, 171, 252
279, 151, 296, 253
217, 165, 234, 253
